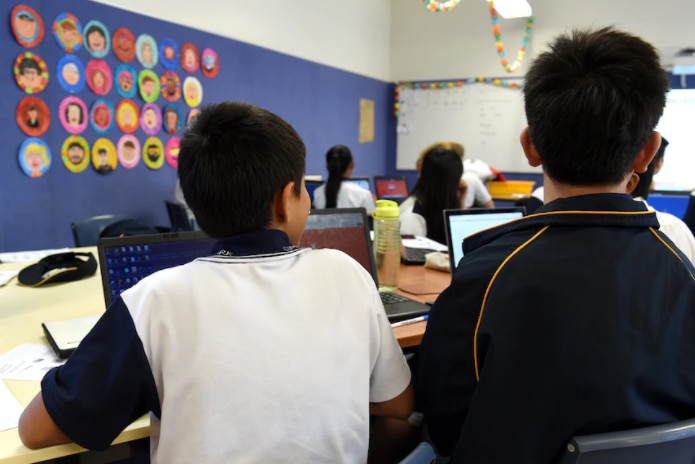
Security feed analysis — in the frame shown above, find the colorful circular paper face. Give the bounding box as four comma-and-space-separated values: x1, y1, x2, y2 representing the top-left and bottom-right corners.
162, 104, 182, 134
92, 138, 117, 175
114, 64, 137, 98
160, 71, 181, 102
180, 43, 199, 74
17, 96, 50, 137
19, 138, 51, 178
142, 137, 164, 170
136, 34, 158, 69
117, 135, 141, 169
56, 55, 85, 93
90, 99, 115, 135
59, 96, 88, 134
115, 99, 140, 133
52, 13, 82, 52
182, 77, 203, 108
14, 52, 49, 94
140, 103, 162, 135
138, 69, 160, 103
159, 38, 178, 70
11, 5, 44, 48
112, 27, 135, 63
61, 135, 90, 173
83, 20, 110, 58
85, 59, 112, 96
165, 137, 180, 168
200, 48, 219, 78
187, 108, 200, 127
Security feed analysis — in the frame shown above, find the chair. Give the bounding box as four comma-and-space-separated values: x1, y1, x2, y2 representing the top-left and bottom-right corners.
557, 418, 695, 464
165, 201, 194, 232
399, 442, 436, 464
71, 214, 129, 247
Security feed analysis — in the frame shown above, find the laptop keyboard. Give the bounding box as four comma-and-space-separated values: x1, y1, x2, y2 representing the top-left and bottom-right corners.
402, 247, 437, 264
380, 292, 411, 304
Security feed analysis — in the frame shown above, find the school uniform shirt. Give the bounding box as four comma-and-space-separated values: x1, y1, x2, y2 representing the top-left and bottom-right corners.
399, 196, 427, 238
636, 197, 695, 264
313, 180, 376, 213
419, 194, 695, 463
40, 229, 411, 463
461, 172, 492, 208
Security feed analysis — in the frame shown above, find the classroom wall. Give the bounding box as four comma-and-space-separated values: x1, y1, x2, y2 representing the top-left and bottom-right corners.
1, 0, 394, 252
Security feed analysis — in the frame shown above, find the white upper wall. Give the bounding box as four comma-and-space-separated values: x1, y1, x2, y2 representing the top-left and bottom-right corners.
89, 0, 393, 81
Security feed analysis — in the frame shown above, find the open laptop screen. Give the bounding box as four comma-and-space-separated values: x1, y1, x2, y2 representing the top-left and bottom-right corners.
305, 180, 324, 205
348, 177, 372, 193
374, 177, 409, 201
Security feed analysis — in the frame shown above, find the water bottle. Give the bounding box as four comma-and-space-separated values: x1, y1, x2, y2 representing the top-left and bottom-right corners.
373, 199, 401, 292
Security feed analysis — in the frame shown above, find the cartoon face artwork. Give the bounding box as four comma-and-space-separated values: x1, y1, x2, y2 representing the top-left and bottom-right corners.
136, 34, 158, 69
14, 52, 49, 94
114, 64, 137, 98
90, 99, 115, 135
112, 27, 135, 63
140, 103, 162, 135
82, 20, 110, 58
142, 137, 164, 170
85, 59, 113, 96
200, 48, 219, 78
56, 55, 85, 93
92, 138, 118, 175
19, 138, 51, 178
11, 5, 44, 48
138, 69, 160, 103
165, 137, 180, 168
159, 38, 178, 70
162, 103, 182, 134
187, 108, 201, 127
116, 99, 140, 134
52, 13, 82, 52
59, 96, 88, 134
117, 135, 141, 169
183, 76, 203, 108
160, 71, 181, 102
180, 43, 199, 74
16, 96, 50, 137
61, 135, 90, 173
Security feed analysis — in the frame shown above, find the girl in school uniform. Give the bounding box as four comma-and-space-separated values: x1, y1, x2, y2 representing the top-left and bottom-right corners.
313, 145, 375, 213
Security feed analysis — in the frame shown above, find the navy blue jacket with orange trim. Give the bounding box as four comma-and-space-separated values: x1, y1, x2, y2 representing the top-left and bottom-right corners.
419, 193, 695, 463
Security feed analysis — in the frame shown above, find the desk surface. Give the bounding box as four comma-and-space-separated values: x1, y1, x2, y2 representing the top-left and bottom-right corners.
0, 248, 448, 463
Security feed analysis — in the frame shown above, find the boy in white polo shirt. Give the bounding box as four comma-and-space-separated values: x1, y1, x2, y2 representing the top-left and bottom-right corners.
19, 102, 414, 463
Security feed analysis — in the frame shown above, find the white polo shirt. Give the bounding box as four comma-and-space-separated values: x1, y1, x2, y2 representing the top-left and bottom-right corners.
313, 180, 375, 213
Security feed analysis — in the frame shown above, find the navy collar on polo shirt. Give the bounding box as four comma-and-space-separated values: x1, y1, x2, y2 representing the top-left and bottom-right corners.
211, 229, 298, 258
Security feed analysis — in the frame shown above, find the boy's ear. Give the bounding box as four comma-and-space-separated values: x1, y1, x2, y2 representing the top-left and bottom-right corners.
273, 181, 296, 224
520, 127, 542, 167
632, 131, 661, 174
626, 172, 640, 195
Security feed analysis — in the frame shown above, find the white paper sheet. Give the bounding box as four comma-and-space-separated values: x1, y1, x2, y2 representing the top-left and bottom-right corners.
0, 248, 71, 263
0, 381, 23, 431
0, 271, 18, 287
402, 236, 448, 252
0, 344, 66, 382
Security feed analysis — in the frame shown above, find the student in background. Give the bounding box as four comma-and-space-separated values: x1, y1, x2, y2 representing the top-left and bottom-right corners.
18, 102, 414, 463
400, 147, 463, 244
419, 27, 695, 463
416, 141, 494, 209
312, 144, 376, 213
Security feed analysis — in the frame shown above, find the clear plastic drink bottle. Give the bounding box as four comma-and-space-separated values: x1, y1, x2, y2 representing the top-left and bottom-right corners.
373, 199, 401, 292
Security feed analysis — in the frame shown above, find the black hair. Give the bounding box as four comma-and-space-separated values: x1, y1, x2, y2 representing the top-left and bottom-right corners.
98, 148, 107, 155
65, 103, 83, 124
324, 145, 353, 208
523, 27, 669, 185
411, 148, 463, 243
632, 137, 669, 200
68, 142, 83, 151
85, 25, 105, 41
18, 13, 34, 21
178, 102, 306, 238
19, 58, 40, 74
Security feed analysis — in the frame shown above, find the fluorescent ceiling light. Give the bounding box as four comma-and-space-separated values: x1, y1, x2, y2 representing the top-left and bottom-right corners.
488, 0, 532, 18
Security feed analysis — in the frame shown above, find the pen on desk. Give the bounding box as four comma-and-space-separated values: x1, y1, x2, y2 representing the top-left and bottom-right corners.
391, 314, 429, 328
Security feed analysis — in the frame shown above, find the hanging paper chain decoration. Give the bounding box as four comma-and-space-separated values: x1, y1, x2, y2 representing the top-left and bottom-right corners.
422, 0, 462, 13
392, 78, 523, 117
489, 1, 534, 73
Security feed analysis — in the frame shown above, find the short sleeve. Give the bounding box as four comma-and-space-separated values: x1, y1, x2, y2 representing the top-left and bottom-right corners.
369, 300, 412, 403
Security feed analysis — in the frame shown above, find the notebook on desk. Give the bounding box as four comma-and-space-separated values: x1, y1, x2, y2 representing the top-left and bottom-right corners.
300, 208, 430, 322
42, 231, 217, 358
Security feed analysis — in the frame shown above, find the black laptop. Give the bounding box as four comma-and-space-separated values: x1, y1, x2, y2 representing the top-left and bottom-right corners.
300, 208, 430, 322
374, 176, 409, 204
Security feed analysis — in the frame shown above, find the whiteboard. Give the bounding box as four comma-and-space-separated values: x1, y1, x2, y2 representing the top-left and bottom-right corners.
654, 89, 695, 190
396, 84, 536, 172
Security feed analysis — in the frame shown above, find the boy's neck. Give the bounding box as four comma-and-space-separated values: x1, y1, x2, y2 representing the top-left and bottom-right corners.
542, 173, 629, 203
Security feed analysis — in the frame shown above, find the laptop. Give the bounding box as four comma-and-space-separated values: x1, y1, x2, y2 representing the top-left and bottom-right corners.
42, 231, 217, 358
374, 176, 409, 204
347, 177, 372, 193
305, 180, 324, 206
444, 207, 526, 272
299, 208, 431, 322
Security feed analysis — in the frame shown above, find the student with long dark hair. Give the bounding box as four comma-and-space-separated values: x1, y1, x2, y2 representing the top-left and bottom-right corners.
313, 145, 375, 212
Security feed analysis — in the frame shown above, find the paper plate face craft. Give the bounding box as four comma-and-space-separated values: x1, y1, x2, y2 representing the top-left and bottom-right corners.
165, 137, 180, 168
14, 52, 49, 94
19, 138, 51, 178
86, 59, 112, 96
116, 99, 140, 134
117, 134, 141, 169
162, 104, 182, 134
200, 48, 219, 78
83, 20, 110, 58
138, 69, 160, 103
92, 138, 117, 175
53, 13, 82, 52
140, 103, 162, 135
183, 76, 203, 108
59, 96, 88, 134
180, 43, 199, 74
112, 27, 135, 63
159, 38, 178, 70
16, 96, 50, 137
187, 108, 200, 127
90, 99, 115, 135
136, 34, 158, 69
56, 55, 85, 93
115, 64, 137, 98
11, 5, 44, 48
61, 135, 90, 173
142, 136, 164, 170
160, 71, 181, 102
